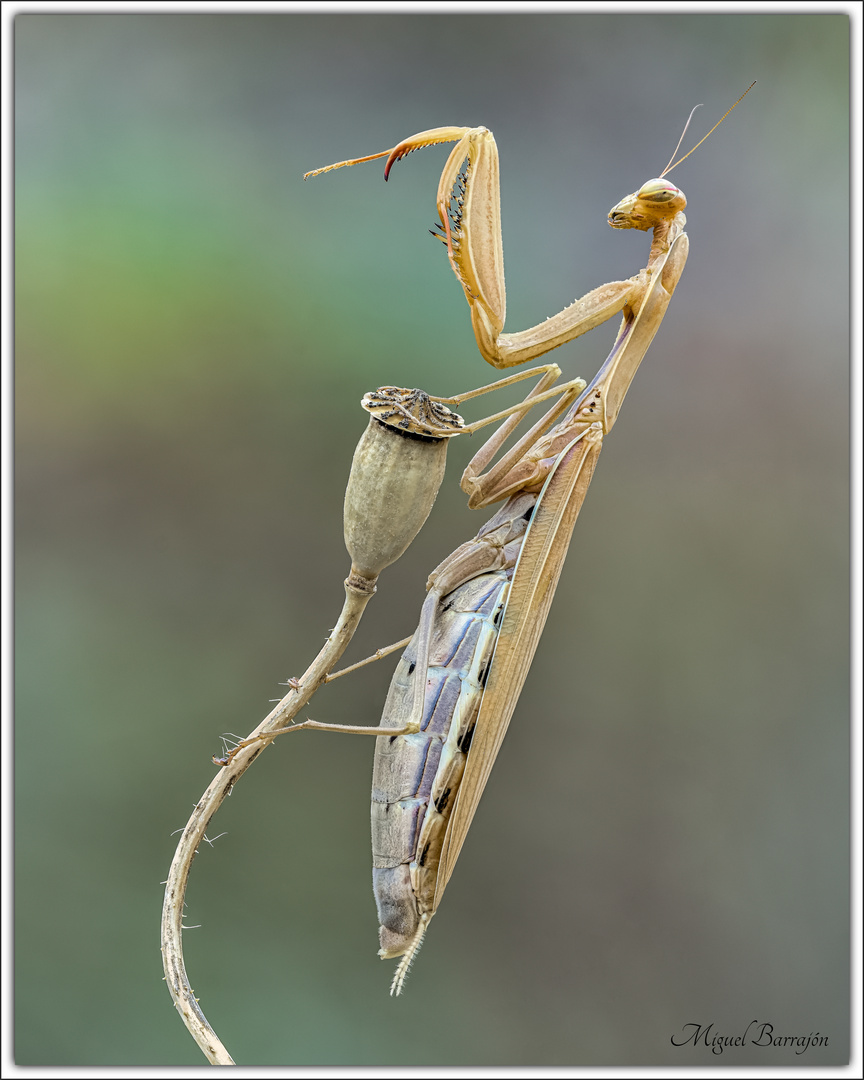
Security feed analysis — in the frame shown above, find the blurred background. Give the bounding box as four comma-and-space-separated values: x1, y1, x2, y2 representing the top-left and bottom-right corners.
15, 10, 849, 1068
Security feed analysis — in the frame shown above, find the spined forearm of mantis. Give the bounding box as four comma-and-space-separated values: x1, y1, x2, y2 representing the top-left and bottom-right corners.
305, 128, 688, 373
305, 82, 751, 377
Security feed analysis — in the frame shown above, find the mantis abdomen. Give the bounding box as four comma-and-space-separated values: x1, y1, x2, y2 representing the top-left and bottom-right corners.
371, 557, 517, 963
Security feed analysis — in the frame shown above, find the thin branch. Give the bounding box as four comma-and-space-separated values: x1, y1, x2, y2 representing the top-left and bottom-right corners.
160, 579, 375, 1065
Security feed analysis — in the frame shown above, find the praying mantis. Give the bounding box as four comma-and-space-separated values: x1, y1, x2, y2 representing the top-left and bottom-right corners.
218, 88, 753, 999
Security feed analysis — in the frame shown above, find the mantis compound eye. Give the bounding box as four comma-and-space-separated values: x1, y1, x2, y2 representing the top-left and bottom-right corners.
637, 178, 686, 208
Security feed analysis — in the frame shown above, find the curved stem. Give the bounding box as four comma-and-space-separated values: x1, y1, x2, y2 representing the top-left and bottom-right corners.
161, 579, 375, 1065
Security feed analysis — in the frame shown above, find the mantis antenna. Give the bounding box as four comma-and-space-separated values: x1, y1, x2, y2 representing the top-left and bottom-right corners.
660, 80, 756, 178
660, 104, 703, 178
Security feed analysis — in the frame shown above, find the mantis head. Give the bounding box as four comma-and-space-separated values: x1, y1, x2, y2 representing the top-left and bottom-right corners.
608, 178, 687, 232
608, 81, 754, 234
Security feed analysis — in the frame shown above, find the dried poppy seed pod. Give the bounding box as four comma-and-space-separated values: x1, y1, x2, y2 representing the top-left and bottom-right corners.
344, 387, 464, 591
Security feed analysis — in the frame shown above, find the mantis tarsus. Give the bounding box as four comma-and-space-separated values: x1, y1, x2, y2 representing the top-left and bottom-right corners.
226, 88, 753, 996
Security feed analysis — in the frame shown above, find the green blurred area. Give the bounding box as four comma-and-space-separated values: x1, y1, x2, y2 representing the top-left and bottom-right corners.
15, 12, 849, 1067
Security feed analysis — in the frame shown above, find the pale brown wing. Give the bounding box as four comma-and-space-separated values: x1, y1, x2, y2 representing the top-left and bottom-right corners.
433, 427, 603, 910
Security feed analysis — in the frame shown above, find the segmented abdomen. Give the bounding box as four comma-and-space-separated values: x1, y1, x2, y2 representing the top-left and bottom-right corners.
371, 568, 511, 957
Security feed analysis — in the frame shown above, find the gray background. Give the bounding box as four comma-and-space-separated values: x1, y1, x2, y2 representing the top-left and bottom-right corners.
15, 11, 849, 1067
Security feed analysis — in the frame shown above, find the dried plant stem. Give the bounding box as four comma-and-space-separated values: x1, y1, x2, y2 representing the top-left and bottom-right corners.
161, 578, 376, 1065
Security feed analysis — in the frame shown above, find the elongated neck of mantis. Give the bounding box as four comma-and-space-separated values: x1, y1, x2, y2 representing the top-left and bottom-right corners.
648, 212, 686, 269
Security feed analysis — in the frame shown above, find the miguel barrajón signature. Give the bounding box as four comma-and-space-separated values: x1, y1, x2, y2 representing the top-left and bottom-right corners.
671, 1021, 828, 1055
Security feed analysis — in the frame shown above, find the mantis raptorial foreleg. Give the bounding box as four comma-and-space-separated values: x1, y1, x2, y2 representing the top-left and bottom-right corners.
306, 84, 754, 374
306, 129, 682, 370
